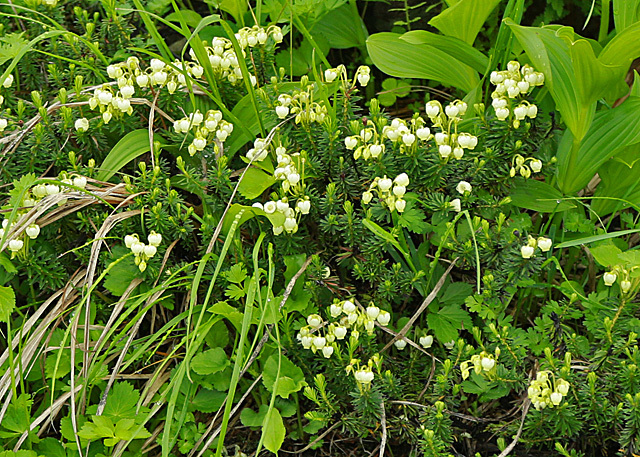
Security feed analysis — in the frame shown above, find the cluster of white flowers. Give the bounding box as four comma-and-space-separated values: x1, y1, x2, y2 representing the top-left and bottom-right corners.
253, 197, 307, 235
602, 266, 633, 293
271, 145, 304, 193
381, 117, 434, 153
0, 74, 14, 132
1, 174, 87, 255
510, 154, 543, 178
521, 235, 553, 259
362, 173, 409, 213
424, 100, 477, 161
344, 120, 386, 160
248, 141, 312, 235
528, 370, 570, 410
86, 56, 204, 125
235, 25, 283, 48
297, 300, 391, 361
173, 109, 234, 156
460, 347, 500, 380
274, 88, 328, 125
189, 25, 282, 87
324, 64, 371, 87
347, 355, 381, 389
124, 231, 162, 272
490, 61, 544, 127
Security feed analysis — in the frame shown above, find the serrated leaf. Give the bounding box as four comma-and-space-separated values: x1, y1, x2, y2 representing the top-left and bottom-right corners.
397, 207, 429, 234
440, 282, 473, 305
102, 382, 140, 421
1, 394, 31, 434
0, 285, 16, 323
8, 173, 37, 208
225, 263, 247, 284
0, 33, 29, 66
191, 348, 230, 376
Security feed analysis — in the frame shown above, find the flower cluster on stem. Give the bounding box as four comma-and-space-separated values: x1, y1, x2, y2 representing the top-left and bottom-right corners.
2, 174, 87, 256
490, 61, 544, 128
521, 235, 553, 259
125, 231, 162, 272
362, 173, 409, 213
528, 370, 570, 410
425, 100, 478, 161
173, 109, 234, 156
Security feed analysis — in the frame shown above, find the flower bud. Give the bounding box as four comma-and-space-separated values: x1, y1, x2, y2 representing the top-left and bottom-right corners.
419, 335, 433, 348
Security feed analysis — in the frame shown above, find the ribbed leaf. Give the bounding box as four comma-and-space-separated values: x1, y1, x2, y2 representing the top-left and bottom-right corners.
429, 0, 501, 45
613, 0, 640, 32
400, 30, 488, 73
509, 178, 575, 212
557, 96, 640, 193
97, 129, 159, 182
366, 32, 479, 93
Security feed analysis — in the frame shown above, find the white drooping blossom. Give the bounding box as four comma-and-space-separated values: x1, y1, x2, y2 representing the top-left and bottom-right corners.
363, 173, 409, 213
125, 231, 162, 272
173, 109, 233, 157
489, 61, 544, 127
527, 370, 570, 410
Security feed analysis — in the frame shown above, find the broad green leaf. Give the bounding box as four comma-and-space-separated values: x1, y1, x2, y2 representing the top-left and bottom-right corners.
366, 32, 479, 93
191, 347, 230, 375
590, 244, 623, 268
311, 4, 368, 49
221, 204, 285, 236
618, 250, 640, 266
400, 30, 488, 73
427, 304, 471, 343
613, 0, 640, 32
262, 408, 285, 453
507, 22, 618, 143
2, 394, 31, 434
0, 285, 15, 323
102, 382, 140, 421
598, 21, 640, 101
555, 229, 640, 249
509, 178, 575, 212
557, 96, 640, 193
104, 248, 140, 296
593, 143, 640, 216
440, 282, 473, 305
429, 0, 501, 45
35, 437, 67, 457
192, 388, 226, 413
96, 130, 162, 182
165, 10, 203, 27
262, 354, 306, 399
204, 0, 246, 24
237, 167, 276, 199
209, 301, 244, 331
241, 405, 269, 427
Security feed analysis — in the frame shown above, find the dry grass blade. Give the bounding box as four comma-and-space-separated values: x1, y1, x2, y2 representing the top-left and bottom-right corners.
381, 259, 457, 352
0, 270, 85, 427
